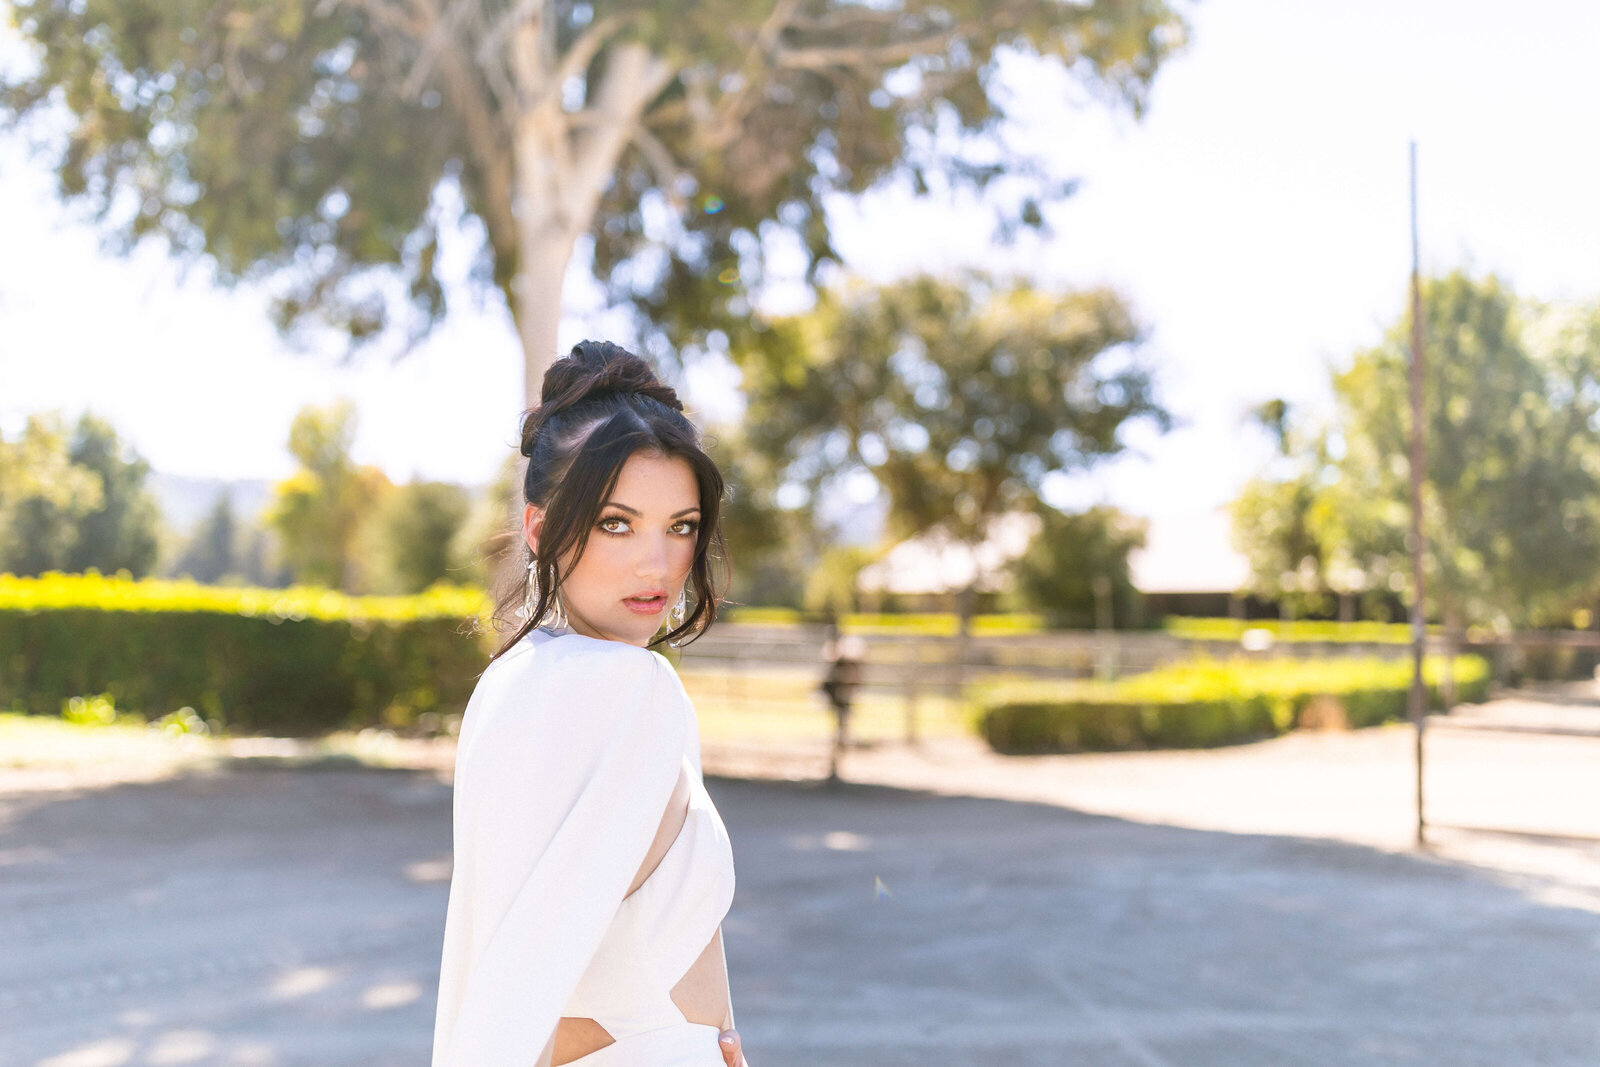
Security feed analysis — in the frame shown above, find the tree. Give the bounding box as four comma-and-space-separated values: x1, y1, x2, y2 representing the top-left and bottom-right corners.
1010, 503, 1146, 628
447, 452, 520, 590
64, 413, 162, 577
704, 426, 805, 608
264, 400, 390, 589
0, 413, 104, 575
734, 272, 1169, 624
173, 491, 239, 583
361, 478, 470, 593
2, 0, 1186, 401
1312, 271, 1600, 632
1229, 401, 1341, 620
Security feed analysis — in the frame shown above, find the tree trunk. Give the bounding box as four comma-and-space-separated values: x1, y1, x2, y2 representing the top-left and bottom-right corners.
507, 41, 674, 405
512, 222, 578, 408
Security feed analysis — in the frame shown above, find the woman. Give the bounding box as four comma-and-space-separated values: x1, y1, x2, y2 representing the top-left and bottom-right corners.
432, 342, 751, 1067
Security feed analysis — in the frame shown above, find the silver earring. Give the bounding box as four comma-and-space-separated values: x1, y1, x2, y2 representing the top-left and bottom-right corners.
662, 588, 688, 646
527, 557, 568, 631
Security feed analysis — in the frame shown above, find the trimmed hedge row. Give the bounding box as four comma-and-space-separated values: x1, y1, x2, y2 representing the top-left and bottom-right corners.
1163, 617, 1424, 644
0, 573, 492, 735
974, 654, 1491, 754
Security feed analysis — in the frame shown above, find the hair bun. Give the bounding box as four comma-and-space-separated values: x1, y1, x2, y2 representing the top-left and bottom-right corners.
519, 341, 684, 456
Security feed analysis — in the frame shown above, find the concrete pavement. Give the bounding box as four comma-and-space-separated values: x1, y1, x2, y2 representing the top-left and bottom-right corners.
3, 701, 1600, 1065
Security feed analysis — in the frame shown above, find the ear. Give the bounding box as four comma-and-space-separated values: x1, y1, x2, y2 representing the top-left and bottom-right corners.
523, 503, 544, 556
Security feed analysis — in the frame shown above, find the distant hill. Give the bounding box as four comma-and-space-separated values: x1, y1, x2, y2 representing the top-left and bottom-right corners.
148, 472, 274, 534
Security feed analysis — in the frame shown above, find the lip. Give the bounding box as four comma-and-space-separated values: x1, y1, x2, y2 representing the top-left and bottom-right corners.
623, 592, 667, 616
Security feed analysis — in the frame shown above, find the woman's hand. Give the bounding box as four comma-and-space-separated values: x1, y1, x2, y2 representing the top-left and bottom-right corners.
718, 1028, 747, 1067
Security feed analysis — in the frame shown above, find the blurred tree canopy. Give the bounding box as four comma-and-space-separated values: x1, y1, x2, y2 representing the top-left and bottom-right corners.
703, 426, 807, 608
1227, 402, 1369, 621
64, 413, 162, 576
1, 0, 1187, 402
173, 491, 239, 583
360, 478, 470, 593
1232, 271, 1600, 631
732, 274, 1169, 614
265, 400, 390, 589
0, 412, 160, 577
1009, 503, 1146, 628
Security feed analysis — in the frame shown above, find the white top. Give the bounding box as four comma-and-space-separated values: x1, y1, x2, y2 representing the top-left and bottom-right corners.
431, 626, 736, 1066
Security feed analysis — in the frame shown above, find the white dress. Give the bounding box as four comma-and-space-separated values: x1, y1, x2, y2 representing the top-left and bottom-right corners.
431, 625, 737, 1067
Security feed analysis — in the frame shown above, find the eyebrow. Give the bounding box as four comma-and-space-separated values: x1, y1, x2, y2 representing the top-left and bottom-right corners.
602, 502, 701, 519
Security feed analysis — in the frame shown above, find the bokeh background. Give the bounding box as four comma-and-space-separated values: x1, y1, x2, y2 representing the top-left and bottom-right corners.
4, 1, 1600, 1065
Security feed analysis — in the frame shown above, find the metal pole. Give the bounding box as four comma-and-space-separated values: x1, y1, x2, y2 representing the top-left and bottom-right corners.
1407, 140, 1429, 848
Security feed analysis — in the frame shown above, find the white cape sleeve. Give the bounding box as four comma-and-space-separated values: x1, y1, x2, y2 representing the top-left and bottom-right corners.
431, 639, 690, 1067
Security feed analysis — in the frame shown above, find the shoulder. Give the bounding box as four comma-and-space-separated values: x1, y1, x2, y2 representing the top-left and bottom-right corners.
493, 632, 669, 691
463, 633, 682, 750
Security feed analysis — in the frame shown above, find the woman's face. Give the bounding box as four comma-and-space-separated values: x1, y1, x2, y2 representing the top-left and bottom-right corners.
525, 449, 702, 647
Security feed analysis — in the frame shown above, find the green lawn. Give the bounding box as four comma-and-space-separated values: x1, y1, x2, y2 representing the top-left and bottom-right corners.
679, 668, 978, 743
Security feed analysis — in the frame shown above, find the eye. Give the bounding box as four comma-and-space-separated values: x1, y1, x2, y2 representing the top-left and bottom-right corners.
598, 515, 630, 535
672, 518, 701, 536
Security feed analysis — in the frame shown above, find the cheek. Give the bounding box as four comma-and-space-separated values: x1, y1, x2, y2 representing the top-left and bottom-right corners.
562, 538, 616, 592
672, 538, 698, 577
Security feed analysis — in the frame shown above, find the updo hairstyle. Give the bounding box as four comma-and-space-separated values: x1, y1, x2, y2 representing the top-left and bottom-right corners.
489, 340, 728, 660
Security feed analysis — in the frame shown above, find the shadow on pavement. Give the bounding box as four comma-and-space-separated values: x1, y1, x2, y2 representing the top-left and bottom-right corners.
2, 767, 1598, 1066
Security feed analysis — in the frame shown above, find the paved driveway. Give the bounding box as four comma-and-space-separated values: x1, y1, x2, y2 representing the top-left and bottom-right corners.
3, 731, 1599, 1066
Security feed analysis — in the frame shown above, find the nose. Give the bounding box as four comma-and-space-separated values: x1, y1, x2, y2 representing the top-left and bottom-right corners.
636, 529, 671, 581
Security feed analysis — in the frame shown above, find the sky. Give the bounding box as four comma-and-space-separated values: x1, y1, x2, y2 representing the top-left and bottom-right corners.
6, 0, 1600, 530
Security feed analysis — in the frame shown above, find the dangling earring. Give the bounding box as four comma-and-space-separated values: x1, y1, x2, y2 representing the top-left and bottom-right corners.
666, 588, 688, 647
527, 556, 569, 632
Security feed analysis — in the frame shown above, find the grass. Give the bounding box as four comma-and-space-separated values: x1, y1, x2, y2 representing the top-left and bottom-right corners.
679, 667, 977, 743
0, 712, 453, 777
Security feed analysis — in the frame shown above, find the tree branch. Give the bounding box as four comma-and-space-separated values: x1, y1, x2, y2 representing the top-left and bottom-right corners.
340, 0, 427, 38
629, 125, 685, 211
345, 0, 516, 263
774, 33, 957, 72
399, 0, 478, 100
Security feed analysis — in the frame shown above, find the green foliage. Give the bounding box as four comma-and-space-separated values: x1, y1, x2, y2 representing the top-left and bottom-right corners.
265, 400, 390, 590
447, 454, 520, 591
1163, 617, 1418, 644
1233, 272, 1600, 630
2, 0, 1186, 365
975, 654, 1491, 753
1331, 272, 1600, 630
0, 413, 102, 575
61, 692, 123, 727
0, 412, 161, 578
2, 0, 456, 348
734, 274, 1169, 596
803, 545, 881, 618
704, 428, 804, 608
172, 491, 239, 583
361, 479, 470, 594
718, 607, 1045, 634
0, 573, 489, 734
64, 413, 161, 576
1010, 504, 1147, 627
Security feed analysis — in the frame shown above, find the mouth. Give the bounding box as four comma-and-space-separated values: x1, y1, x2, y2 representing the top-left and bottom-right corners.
623, 592, 668, 616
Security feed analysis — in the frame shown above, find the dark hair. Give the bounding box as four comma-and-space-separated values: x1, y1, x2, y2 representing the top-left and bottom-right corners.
488, 340, 728, 661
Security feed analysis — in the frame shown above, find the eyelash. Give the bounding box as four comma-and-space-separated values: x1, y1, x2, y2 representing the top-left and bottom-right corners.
597, 515, 700, 537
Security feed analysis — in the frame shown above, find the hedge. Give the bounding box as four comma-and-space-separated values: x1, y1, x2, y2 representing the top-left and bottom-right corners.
0, 573, 492, 735
974, 654, 1491, 754
1162, 617, 1426, 644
